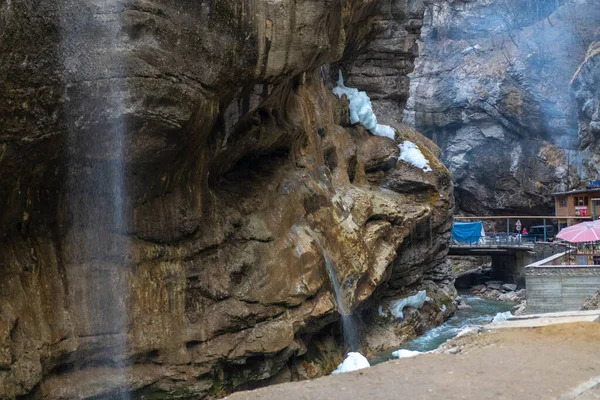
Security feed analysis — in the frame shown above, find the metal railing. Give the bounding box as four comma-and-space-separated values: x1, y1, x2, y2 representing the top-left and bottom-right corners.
451, 234, 537, 248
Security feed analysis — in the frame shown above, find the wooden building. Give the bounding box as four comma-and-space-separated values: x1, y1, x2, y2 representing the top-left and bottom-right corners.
553, 187, 600, 229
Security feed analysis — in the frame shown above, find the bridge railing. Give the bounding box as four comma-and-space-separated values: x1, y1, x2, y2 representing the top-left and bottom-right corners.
451, 234, 537, 248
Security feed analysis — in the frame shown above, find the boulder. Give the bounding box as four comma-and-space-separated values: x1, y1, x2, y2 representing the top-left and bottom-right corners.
501, 283, 518, 292
485, 281, 504, 291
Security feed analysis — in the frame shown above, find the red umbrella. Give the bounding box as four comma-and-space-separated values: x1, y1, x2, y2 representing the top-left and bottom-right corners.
556, 220, 600, 242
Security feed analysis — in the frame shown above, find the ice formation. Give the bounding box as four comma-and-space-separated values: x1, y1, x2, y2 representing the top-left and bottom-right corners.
331, 352, 371, 374
398, 140, 432, 172
374, 124, 396, 140
332, 71, 396, 140
392, 349, 423, 359
389, 290, 430, 320
491, 311, 512, 323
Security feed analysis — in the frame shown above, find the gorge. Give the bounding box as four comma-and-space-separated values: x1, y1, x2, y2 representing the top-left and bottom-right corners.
1, 0, 599, 399
0, 1, 454, 398
406, 0, 600, 216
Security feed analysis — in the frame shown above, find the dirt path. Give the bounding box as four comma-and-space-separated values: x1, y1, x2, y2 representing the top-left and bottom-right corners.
226, 323, 600, 400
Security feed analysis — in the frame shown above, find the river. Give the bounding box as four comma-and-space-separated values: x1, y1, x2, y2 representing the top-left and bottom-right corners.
370, 294, 516, 364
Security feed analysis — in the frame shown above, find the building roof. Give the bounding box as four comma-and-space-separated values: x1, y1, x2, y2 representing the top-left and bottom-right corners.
552, 188, 600, 196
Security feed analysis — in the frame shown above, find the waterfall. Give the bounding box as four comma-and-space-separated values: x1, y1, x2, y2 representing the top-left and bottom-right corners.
60, 1, 131, 397
321, 250, 360, 351
309, 234, 360, 351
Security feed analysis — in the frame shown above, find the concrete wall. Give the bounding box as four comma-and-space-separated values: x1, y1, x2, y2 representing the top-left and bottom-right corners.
526, 266, 600, 313
491, 251, 535, 287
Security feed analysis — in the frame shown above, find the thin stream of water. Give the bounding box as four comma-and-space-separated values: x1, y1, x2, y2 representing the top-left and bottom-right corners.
61, 2, 131, 397
309, 233, 360, 351
321, 250, 360, 351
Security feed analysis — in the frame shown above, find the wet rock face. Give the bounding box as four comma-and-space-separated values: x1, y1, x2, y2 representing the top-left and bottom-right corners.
405, 0, 600, 216
0, 0, 454, 398
572, 41, 600, 178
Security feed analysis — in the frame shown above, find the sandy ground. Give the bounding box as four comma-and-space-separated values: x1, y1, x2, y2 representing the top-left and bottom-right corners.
226, 323, 600, 400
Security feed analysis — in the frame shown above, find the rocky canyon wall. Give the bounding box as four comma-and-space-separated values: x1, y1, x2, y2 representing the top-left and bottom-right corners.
406, 0, 600, 216
0, 1, 454, 398
572, 39, 600, 178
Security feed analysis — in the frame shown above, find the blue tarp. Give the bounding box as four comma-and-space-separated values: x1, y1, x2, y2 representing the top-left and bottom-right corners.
452, 221, 484, 244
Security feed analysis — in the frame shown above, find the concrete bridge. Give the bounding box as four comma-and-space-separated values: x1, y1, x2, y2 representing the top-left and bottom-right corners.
449, 242, 536, 286
450, 216, 569, 287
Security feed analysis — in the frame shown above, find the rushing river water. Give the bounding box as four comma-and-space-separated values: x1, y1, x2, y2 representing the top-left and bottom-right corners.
370, 294, 516, 364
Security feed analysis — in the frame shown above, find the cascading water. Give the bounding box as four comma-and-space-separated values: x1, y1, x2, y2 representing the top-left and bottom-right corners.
310, 235, 360, 351
60, 1, 131, 397
322, 250, 360, 351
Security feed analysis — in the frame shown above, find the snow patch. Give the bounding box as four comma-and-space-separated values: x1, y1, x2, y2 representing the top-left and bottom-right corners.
392, 349, 423, 359
398, 141, 432, 172
389, 290, 430, 320
332, 71, 396, 139
492, 311, 512, 323
331, 352, 370, 374
374, 124, 396, 140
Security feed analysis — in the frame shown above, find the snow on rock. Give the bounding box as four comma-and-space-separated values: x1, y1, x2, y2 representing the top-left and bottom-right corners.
389, 290, 430, 320
332, 71, 396, 139
374, 124, 396, 139
331, 352, 371, 374
398, 140, 432, 172
392, 349, 423, 359
491, 311, 512, 323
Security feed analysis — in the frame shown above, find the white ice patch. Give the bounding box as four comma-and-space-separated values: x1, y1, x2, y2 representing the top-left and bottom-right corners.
332, 72, 396, 139
398, 141, 432, 172
374, 124, 396, 140
441, 304, 447, 313
331, 352, 370, 374
492, 311, 512, 323
389, 290, 430, 320
392, 349, 423, 359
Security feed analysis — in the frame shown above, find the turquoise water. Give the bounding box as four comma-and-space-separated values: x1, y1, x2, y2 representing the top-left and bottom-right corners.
370, 294, 516, 364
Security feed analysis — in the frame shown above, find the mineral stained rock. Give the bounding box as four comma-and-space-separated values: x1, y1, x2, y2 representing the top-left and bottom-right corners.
406, 0, 600, 216
0, 1, 454, 399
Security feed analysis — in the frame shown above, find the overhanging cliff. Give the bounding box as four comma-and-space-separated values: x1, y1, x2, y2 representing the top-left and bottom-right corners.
0, 1, 454, 398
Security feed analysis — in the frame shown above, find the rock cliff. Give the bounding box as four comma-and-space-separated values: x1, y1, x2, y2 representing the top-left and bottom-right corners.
572, 39, 600, 178
406, 0, 600, 216
0, 1, 454, 398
